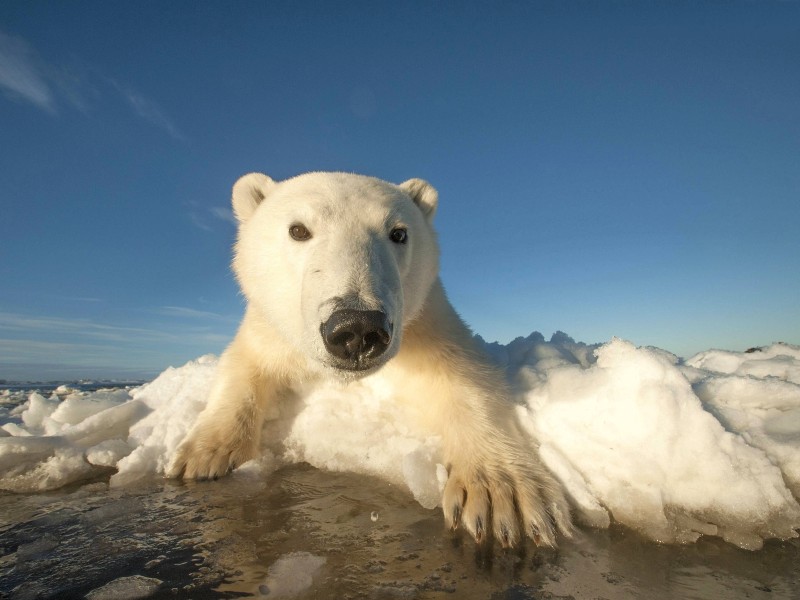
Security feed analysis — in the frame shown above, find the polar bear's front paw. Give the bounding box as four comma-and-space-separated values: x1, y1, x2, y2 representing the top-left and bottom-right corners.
441, 461, 572, 548
167, 430, 256, 480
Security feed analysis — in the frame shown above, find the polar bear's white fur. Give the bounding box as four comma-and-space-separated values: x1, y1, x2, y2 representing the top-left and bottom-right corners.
169, 171, 572, 547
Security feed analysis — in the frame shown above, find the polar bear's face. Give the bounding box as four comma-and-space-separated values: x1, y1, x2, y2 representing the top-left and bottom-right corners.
231, 172, 439, 376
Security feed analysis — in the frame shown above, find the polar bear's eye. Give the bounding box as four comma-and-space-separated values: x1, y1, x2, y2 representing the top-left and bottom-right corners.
390, 227, 408, 244
289, 224, 312, 241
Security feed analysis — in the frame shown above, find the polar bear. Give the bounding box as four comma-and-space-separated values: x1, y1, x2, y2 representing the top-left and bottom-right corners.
169, 171, 572, 547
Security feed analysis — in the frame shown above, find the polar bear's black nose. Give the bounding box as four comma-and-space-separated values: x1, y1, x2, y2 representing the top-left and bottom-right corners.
322, 309, 392, 366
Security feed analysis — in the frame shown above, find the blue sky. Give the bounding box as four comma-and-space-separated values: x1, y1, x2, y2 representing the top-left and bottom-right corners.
1, 1, 798, 380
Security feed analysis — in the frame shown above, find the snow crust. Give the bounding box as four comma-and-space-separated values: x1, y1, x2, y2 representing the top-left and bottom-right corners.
85, 575, 162, 600
259, 552, 326, 598
2, 334, 799, 549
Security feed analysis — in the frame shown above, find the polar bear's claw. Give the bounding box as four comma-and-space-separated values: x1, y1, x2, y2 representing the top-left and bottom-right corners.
442, 461, 570, 548
167, 430, 255, 481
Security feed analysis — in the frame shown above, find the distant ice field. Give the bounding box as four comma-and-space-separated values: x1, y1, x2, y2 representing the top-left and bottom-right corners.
2, 332, 799, 550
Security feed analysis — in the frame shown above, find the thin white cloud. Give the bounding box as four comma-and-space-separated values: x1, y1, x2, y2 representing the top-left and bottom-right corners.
0, 310, 232, 379
210, 206, 237, 225
158, 306, 236, 321
0, 31, 55, 112
0, 29, 184, 140
0, 338, 176, 380
0, 311, 232, 344
186, 204, 237, 232
189, 211, 213, 232
0, 311, 174, 343
110, 79, 186, 141
62, 295, 105, 303
0, 338, 119, 363
47, 60, 96, 113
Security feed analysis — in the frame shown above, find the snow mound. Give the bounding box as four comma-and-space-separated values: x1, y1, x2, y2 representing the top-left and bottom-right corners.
686, 342, 800, 384
2, 334, 799, 549
112, 354, 218, 485
517, 337, 799, 549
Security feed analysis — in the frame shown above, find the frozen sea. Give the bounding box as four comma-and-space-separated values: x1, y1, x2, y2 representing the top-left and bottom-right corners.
2, 332, 800, 599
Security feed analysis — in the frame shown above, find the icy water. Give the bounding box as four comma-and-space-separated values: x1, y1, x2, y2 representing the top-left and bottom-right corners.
2, 464, 799, 600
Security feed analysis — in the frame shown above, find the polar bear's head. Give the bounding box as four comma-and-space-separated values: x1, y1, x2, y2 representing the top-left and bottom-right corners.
231, 171, 439, 377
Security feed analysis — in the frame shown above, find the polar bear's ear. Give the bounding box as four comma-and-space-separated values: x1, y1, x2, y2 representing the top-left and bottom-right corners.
399, 178, 438, 223
232, 173, 277, 222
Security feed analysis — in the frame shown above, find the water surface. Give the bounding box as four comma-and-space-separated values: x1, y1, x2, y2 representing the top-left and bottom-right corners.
2, 464, 798, 599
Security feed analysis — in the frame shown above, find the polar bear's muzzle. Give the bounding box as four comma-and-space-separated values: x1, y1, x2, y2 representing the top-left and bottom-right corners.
320, 309, 393, 371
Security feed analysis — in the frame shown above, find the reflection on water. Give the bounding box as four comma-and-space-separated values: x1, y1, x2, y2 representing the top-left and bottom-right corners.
1, 464, 798, 599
